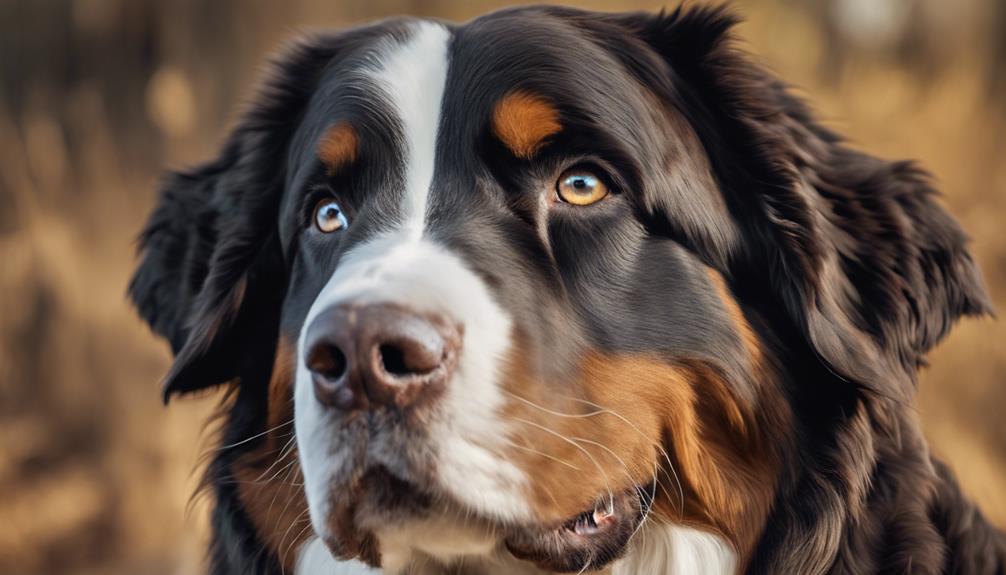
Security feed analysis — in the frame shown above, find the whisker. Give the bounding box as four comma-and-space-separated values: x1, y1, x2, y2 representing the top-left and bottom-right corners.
268, 462, 304, 545
504, 390, 609, 419
502, 438, 583, 471
562, 396, 685, 518
278, 507, 313, 575
577, 549, 595, 575
511, 417, 616, 514
499, 438, 572, 511
626, 462, 660, 547
567, 435, 638, 515
506, 389, 686, 519
256, 452, 299, 485
213, 419, 295, 452
507, 388, 688, 518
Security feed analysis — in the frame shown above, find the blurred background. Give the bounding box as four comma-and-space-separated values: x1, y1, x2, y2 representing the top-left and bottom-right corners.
1, 0, 1004, 573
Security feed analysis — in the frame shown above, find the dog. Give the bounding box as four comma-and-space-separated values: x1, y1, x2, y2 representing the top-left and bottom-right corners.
129, 5, 1006, 574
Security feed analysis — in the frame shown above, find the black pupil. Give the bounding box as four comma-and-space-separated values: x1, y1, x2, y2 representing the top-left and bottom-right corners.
572, 178, 587, 189
324, 205, 339, 220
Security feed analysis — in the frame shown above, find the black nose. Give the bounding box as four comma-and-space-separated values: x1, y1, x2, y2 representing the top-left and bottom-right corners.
304, 303, 462, 411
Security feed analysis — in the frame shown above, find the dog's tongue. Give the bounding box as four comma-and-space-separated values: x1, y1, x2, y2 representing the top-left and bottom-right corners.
504, 487, 646, 572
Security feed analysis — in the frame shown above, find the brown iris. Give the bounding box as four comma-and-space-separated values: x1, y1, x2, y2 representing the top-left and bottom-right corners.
556, 169, 609, 206
313, 199, 348, 233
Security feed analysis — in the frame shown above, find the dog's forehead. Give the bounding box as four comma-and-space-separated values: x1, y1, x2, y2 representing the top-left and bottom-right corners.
291, 10, 649, 171
444, 11, 655, 141
450, 10, 617, 87
276, 12, 740, 273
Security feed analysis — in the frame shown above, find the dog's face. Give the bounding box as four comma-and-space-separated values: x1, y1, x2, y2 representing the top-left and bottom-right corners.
286, 14, 768, 570
130, 6, 991, 573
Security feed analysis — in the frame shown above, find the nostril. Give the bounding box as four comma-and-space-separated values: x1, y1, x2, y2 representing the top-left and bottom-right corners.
379, 344, 411, 376
308, 343, 347, 382
376, 334, 444, 378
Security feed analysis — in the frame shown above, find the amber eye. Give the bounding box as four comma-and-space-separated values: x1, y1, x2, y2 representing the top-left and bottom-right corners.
313, 199, 348, 233
556, 169, 609, 206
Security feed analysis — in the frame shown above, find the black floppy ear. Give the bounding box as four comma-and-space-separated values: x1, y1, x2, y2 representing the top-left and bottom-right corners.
620, 6, 993, 399
129, 34, 343, 401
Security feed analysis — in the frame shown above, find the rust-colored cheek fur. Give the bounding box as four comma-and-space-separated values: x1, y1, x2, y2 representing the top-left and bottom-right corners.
492, 91, 562, 158
317, 121, 358, 174
706, 267, 764, 370
233, 336, 310, 571
503, 276, 790, 563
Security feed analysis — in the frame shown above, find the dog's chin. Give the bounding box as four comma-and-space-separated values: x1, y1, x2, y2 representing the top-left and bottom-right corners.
320, 466, 651, 572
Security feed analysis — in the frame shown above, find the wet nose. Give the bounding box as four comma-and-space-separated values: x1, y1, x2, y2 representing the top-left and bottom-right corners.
304, 303, 461, 411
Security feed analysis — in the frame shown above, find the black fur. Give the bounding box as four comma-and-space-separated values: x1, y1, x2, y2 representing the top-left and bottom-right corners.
130, 5, 1004, 574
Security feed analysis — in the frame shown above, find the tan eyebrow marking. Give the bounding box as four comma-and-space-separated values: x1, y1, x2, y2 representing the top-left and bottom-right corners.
316, 121, 358, 174
492, 91, 562, 159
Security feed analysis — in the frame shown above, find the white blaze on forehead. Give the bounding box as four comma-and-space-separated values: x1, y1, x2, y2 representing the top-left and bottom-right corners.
364, 20, 450, 236
294, 20, 531, 557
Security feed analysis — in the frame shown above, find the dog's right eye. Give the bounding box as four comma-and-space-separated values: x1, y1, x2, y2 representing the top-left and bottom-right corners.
313, 199, 348, 233
556, 168, 609, 206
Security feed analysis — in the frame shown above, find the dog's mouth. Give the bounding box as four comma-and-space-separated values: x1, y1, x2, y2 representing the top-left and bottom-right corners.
503, 485, 651, 572
325, 467, 651, 572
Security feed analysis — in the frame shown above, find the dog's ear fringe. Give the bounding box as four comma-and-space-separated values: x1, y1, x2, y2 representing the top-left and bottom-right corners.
628, 4, 993, 401
624, 9, 995, 571
128, 32, 348, 401
129, 168, 221, 355
624, 3, 741, 60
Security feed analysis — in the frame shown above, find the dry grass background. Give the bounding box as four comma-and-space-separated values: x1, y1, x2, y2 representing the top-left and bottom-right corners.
0, 1, 1003, 573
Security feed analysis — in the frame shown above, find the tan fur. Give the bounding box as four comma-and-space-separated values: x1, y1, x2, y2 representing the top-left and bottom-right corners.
492, 91, 562, 158
705, 268, 762, 370
502, 274, 791, 564
317, 121, 358, 174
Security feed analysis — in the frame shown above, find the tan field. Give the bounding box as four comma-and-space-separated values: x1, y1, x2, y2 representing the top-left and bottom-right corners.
1, 1, 1003, 573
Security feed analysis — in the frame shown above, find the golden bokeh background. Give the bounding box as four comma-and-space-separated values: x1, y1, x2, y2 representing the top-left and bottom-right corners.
1, 1, 1004, 573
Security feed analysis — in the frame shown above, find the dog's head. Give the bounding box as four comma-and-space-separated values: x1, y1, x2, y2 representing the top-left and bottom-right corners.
130, 6, 991, 573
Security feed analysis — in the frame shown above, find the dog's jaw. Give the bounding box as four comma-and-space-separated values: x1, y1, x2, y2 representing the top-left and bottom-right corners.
294, 524, 737, 574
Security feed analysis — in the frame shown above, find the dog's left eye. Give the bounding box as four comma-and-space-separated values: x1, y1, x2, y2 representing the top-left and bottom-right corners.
556, 169, 609, 206
313, 199, 348, 233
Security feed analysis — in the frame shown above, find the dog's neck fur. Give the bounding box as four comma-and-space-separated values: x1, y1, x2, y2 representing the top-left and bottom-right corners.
743, 393, 1006, 574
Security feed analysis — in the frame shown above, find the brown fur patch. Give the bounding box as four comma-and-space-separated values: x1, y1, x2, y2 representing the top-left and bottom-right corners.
233, 335, 310, 570
317, 121, 358, 174
503, 344, 788, 563
706, 267, 763, 368
492, 91, 562, 158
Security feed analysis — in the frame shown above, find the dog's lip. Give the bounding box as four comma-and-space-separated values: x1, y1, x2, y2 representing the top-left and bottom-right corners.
503, 485, 650, 572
